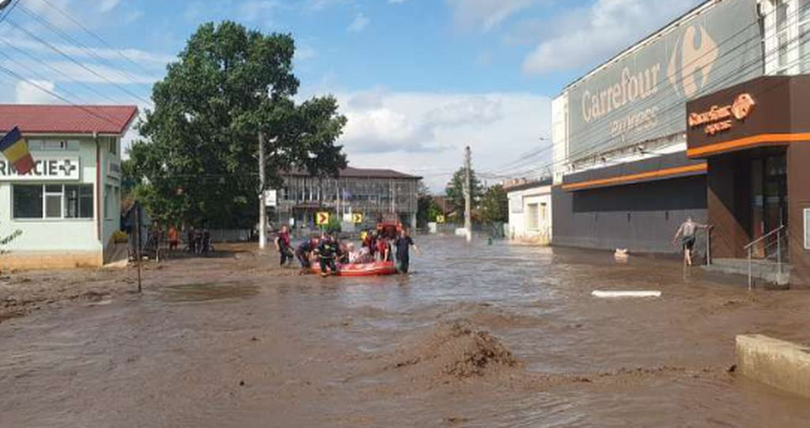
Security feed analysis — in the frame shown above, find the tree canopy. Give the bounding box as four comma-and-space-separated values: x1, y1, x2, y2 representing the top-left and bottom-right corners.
128, 21, 347, 227
480, 184, 508, 224
444, 167, 483, 220
416, 181, 442, 228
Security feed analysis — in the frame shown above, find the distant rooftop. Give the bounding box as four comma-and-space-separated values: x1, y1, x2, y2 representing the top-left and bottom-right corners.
0, 104, 139, 135
284, 166, 421, 180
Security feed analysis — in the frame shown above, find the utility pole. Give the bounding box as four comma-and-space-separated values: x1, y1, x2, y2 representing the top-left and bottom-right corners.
258, 131, 267, 249
464, 146, 472, 242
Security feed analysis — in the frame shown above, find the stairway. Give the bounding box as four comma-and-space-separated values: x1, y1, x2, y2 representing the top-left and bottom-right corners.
703, 258, 791, 288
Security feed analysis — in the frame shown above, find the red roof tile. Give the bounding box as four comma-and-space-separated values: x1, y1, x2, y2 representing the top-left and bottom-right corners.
0, 104, 139, 135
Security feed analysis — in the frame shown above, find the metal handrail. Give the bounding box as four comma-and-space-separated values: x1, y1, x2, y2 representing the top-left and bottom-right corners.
744, 225, 787, 251
745, 225, 787, 290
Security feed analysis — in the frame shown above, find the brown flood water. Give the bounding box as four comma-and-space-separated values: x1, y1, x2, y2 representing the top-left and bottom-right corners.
2, 236, 810, 427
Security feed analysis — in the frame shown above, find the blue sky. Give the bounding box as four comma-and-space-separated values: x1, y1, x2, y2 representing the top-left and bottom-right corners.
0, 0, 703, 190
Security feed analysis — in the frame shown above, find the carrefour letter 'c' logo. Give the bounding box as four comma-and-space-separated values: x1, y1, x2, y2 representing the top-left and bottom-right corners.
668, 25, 719, 98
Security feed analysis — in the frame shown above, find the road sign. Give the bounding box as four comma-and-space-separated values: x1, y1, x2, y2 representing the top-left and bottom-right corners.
316, 211, 330, 226
436, 215, 446, 224
352, 213, 363, 224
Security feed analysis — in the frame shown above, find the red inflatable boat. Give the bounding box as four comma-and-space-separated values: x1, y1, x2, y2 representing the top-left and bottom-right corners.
312, 261, 398, 277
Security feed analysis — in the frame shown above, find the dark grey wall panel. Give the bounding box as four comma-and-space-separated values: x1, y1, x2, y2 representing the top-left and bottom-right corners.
553, 175, 708, 254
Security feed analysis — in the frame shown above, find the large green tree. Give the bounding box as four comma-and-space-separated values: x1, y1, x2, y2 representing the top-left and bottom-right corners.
480, 184, 508, 224
444, 167, 483, 220
416, 181, 442, 228
129, 21, 347, 227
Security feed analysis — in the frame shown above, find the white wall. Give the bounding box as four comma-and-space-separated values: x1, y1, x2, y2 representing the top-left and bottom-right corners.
0, 136, 114, 254
507, 185, 553, 244
551, 94, 568, 185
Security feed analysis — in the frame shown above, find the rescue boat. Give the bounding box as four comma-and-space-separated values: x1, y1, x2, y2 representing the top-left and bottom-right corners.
312, 261, 398, 277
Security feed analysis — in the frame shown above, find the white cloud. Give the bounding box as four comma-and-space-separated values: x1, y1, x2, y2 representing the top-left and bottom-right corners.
348, 13, 369, 32
15, 80, 60, 104
98, 0, 120, 13
23, 0, 73, 29
522, 0, 703, 74
295, 43, 316, 61
325, 89, 551, 191
3, 35, 173, 67
446, 0, 534, 31
239, 0, 279, 26
4, 59, 155, 85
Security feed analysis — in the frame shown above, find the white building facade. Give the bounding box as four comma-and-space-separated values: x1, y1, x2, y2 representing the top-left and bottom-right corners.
0, 105, 138, 268
506, 180, 552, 244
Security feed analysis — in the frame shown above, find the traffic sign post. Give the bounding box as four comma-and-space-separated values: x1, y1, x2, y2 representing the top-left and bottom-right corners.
316, 211, 330, 226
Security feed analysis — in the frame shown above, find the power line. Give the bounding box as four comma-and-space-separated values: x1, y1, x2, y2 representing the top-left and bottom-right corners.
5, 17, 153, 105
497, 5, 802, 181
16, 4, 152, 90
37, 0, 163, 80
0, 61, 133, 129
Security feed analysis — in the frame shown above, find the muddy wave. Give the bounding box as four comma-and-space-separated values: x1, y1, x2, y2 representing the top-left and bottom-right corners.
388, 320, 518, 382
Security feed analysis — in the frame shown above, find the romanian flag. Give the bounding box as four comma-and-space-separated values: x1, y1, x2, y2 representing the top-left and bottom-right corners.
0, 127, 34, 175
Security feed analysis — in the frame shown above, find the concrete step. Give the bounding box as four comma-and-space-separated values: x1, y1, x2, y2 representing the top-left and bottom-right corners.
703, 258, 792, 288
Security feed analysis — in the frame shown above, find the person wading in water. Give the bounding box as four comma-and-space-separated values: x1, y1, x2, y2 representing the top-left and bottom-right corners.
672, 216, 711, 267
394, 229, 420, 274
274, 225, 294, 266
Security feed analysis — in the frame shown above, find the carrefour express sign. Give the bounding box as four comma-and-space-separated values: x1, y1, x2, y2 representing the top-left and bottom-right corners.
566, 0, 763, 160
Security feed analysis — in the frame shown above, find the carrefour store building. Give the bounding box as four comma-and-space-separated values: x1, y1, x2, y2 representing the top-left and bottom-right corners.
551, 0, 810, 286
0, 104, 138, 268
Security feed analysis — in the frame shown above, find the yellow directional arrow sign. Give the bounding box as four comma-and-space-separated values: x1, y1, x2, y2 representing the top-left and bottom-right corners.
316, 211, 330, 226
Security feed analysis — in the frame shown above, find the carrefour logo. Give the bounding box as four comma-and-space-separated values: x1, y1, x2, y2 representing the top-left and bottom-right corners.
668, 25, 719, 98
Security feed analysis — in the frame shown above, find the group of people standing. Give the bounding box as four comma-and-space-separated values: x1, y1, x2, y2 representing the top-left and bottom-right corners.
274, 225, 419, 277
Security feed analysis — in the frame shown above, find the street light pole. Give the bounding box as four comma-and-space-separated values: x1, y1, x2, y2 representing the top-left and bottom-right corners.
258, 131, 267, 250
464, 146, 472, 243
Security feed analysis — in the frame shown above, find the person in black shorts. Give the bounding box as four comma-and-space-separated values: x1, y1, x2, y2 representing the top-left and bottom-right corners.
672, 216, 710, 266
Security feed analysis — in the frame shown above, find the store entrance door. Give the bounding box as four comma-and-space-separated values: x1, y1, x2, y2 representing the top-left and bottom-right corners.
750, 151, 788, 259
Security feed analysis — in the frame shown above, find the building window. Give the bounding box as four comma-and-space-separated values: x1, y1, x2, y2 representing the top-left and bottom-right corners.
27, 140, 79, 151
800, 0, 810, 71
109, 138, 117, 155
44, 185, 62, 218
104, 185, 113, 220
12, 184, 93, 220
13, 185, 43, 218
65, 185, 94, 218
526, 203, 539, 231
775, 0, 790, 72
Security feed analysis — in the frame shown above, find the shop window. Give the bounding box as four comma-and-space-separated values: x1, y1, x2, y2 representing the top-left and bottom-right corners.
13, 184, 93, 220
65, 185, 94, 219
13, 185, 43, 219
44, 185, 62, 218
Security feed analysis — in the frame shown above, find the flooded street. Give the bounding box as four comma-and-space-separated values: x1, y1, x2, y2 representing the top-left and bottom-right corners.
2, 236, 810, 427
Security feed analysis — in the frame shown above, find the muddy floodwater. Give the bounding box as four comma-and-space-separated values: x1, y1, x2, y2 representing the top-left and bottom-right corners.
2, 236, 810, 427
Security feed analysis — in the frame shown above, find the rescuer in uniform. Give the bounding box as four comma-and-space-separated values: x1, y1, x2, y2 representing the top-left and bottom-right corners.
316, 233, 341, 277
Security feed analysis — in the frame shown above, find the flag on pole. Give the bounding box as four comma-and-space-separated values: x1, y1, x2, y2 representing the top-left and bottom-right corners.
0, 127, 34, 175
